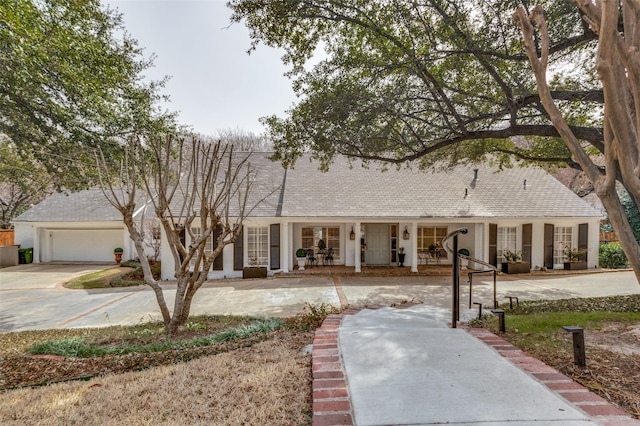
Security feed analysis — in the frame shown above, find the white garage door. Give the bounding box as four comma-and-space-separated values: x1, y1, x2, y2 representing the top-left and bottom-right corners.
50, 229, 124, 262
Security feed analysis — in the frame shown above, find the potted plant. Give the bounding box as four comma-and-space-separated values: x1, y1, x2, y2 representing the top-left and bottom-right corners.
501, 249, 529, 274
457, 248, 470, 268
317, 239, 326, 254
114, 247, 123, 264
296, 248, 307, 270
563, 246, 588, 270
243, 256, 268, 279
398, 247, 406, 267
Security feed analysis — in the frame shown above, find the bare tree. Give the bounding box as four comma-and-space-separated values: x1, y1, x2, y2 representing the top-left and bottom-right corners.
514, 1, 640, 283
98, 135, 270, 334
214, 128, 272, 152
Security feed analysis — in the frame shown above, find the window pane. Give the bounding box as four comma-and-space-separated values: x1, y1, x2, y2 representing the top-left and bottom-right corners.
497, 226, 517, 263
248, 226, 268, 266
301, 226, 341, 261
417, 226, 448, 258
554, 226, 572, 265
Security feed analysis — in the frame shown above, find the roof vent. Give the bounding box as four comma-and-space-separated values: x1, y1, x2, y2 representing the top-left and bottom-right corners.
473, 168, 479, 181
523, 179, 527, 190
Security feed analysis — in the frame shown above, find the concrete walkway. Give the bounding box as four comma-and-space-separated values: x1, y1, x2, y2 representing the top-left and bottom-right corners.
312, 306, 640, 425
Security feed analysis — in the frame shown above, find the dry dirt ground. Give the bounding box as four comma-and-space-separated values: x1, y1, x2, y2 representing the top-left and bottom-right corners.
0, 319, 638, 423
0, 329, 315, 425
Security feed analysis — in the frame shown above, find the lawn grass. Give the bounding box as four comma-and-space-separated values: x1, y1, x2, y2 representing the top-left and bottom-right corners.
471, 295, 640, 418
63, 268, 130, 289
489, 311, 639, 352
0, 311, 319, 425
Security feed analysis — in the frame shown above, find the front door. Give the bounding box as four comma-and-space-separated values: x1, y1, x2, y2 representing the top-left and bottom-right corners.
365, 224, 390, 265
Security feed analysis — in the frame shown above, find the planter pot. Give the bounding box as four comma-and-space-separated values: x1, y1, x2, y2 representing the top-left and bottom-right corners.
398, 253, 406, 267
501, 262, 530, 274
564, 261, 587, 270
296, 257, 306, 270
114, 252, 123, 264
242, 267, 267, 279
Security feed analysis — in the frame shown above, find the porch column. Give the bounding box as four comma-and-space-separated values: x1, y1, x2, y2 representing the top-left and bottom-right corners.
281, 220, 290, 272
411, 222, 418, 273
354, 221, 361, 273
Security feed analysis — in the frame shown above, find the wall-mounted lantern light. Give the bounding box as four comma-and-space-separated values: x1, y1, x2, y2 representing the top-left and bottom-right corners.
350, 226, 356, 240
403, 226, 410, 240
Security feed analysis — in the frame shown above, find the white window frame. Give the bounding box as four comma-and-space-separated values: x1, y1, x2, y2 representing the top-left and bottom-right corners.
554, 226, 573, 266
497, 226, 517, 263
247, 226, 269, 267
301, 226, 341, 262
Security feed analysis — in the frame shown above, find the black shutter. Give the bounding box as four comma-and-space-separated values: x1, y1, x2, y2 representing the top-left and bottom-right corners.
489, 223, 497, 266
234, 227, 244, 270
270, 224, 281, 270
544, 224, 554, 269
578, 223, 588, 262
522, 224, 532, 265
212, 225, 223, 270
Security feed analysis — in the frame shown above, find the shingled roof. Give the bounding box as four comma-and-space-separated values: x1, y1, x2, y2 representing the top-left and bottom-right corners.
280, 155, 601, 219
14, 189, 126, 222
14, 154, 601, 223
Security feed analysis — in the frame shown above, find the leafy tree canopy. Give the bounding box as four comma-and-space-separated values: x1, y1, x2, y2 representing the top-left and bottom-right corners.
228, 0, 602, 171
0, 139, 51, 228
0, 0, 175, 189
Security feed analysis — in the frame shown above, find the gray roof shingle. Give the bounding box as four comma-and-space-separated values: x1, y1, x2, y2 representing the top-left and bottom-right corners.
14, 189, 126, 222
280, 156, 601, 219
14, 154, 601, 223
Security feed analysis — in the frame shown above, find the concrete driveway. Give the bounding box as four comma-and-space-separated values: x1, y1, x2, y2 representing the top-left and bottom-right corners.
0, 263, 638, 332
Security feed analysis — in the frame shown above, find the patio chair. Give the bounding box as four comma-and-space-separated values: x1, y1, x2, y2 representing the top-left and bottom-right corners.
325, 247, 334, 266
307, 248, 318, 267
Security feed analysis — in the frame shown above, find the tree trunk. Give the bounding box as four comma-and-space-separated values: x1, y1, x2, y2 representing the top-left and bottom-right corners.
514, 4, 640, 285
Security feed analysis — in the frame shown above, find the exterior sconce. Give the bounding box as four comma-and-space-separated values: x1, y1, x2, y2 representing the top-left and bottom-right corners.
403, 226, 410, 240
350, 226, 356, 240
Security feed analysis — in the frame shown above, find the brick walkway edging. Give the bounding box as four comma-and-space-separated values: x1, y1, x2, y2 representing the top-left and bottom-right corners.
312, 311, 639, 426
312, 310, 358, 426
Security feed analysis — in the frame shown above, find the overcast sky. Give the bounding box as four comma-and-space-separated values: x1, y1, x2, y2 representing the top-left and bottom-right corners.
104, 0, 297, 136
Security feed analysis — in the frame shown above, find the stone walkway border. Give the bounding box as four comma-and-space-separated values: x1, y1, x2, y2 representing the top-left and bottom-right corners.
312, 309, 639, 426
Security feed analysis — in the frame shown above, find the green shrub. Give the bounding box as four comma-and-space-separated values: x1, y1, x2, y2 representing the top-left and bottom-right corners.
29, 337, 108, 357
286, 303, 342, 331
599, 242, 629, 269
27, 318, 285, 358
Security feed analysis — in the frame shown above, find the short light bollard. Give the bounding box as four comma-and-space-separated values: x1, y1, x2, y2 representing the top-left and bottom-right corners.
491, 309, 505, 332
562, 326, 586, 367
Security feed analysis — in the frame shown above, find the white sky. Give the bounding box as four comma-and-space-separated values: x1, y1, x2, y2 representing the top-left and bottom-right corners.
104, 0, 297, 136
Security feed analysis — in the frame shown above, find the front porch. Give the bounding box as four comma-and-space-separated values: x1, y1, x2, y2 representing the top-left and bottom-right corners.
278, 264, 453, 277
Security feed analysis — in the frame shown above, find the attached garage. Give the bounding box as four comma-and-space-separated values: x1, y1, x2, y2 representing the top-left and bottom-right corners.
12, 189, 145, 264
49, 229, 124, 262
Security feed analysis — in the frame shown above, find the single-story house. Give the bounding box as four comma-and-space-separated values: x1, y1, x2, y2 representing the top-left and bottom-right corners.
13, 154, 603, 280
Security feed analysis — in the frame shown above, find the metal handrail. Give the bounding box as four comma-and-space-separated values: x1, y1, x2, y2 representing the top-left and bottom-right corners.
442, 228, 500, 325
441, 228, 467, 327
459, 255, 498, 309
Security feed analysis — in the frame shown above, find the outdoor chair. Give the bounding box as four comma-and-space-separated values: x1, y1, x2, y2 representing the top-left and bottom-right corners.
325, 247, 334, 266
307, 248, 318, 267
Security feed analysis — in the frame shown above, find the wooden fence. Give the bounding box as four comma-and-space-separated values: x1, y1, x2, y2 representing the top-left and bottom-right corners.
600, 231, 617, 243
0, 229, 15, 246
